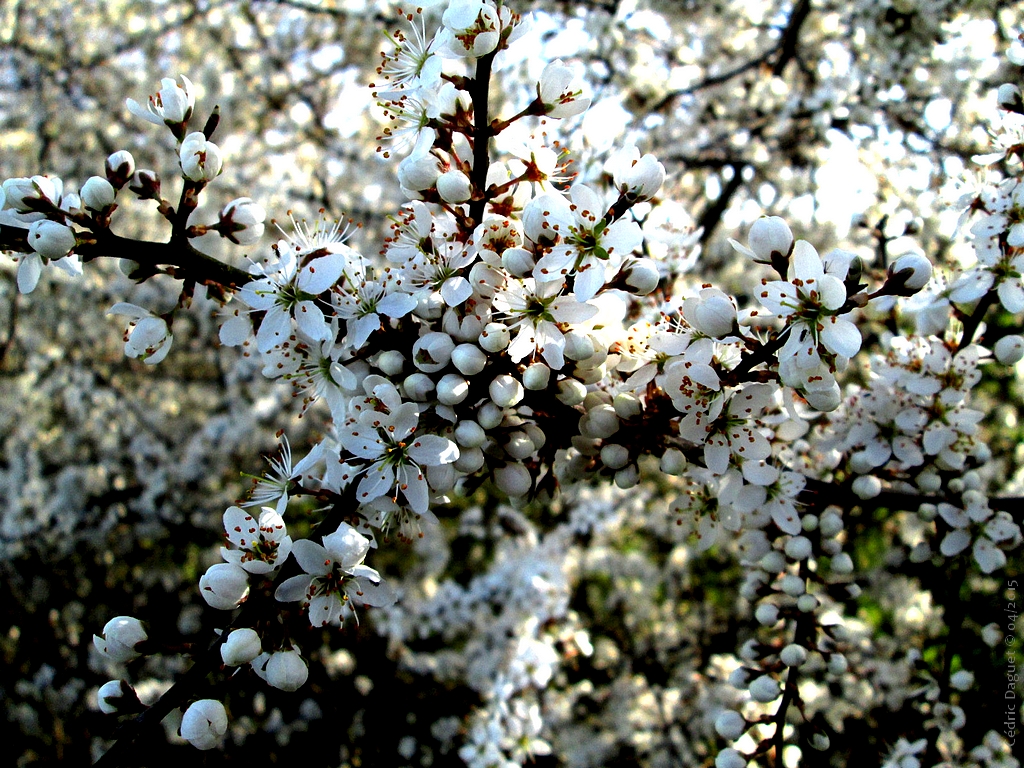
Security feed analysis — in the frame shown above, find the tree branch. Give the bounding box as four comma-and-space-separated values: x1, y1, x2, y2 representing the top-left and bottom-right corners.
1, 223, 252, 290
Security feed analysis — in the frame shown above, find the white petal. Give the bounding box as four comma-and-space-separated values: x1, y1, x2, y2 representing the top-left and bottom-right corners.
219, 314, 252, 346
940, 529, 971, 556
377, 291, 418, 318
292, 539, 331, 576
349, 577, 396, 607
440, 276, 473, 306
397, 464, 429, 515
295, 300, 329, 341
298, 254, 346, 294
821, 316, 861, 357
17, 254, 42, 294
973, 538, 1006, 573
407, 434, 460, 466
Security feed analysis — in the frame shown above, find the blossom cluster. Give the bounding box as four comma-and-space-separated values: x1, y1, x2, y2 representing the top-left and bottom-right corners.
4, 1, 1024, 765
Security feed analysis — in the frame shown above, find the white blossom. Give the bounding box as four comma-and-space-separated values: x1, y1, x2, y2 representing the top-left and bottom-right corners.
180, 699, 227, 750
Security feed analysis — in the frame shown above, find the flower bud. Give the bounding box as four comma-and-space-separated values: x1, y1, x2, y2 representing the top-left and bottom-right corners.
179, 131, 222, 182
784, 536, 812, 561
716, 748, 748, 768
613, 392, 642, 419
105, 150, 136, 188
3, 175, 61, 211
221, 628, 262, 666
218, 197, 266, 245
886, 252, 932, 294
579, 404, 619, 439
454, 446, 485, 473
851, 474, 882, 499
265, 649, 308, 691
748, 674, 780, 702
809, 733, 830, 751
600, 443, 629, 470
81, 176, 116, 212
129, 169, 161, 199
494, 462, 532, 497
683, 288, 736, 338
451, 343, 487, 375
412, 332, 455, 372
780, 574, 805, 596
747, 216, 793, 264
505, 431, 535, 460
827, 654, 848, 675
477, 402, 504, 429
660, 448, 687, 475
479, 322, 511, 353
614, 464, 639, 488
93, 616, 148, 663
27, 220, 76, 259
489, 374, 524, 407
728, 668, 751, 689
780, 644, 808, 667
715, 710, 747, 740
403, 372, 435, 401
556, 378, 588, 405
621, 258, 659, 294
199, 562, 249, 610
819, 509, 843, 537
998, 83, 1024, 112
97, 680, 143, 714
760, 551, 786, 573
397, 152, 442, 191
754, 603, 779, 626
830, 552, 854, 574
376, 350, 406, 376
180, 699, 228, 750
436, 170, 472, 203
454, 420, 487, 448
563, 331, 596, 361
797, 594, 819, 612
950, 669, 974, 691
522, 362, 551, 390
995, 335, 1024, 365
437, 373, 470, 405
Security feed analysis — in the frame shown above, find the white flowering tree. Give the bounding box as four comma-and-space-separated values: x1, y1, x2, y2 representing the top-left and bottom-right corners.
1, 1, 1023, 766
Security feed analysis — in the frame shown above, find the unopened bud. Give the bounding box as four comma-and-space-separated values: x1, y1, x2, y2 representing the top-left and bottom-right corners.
747, 216, 793, 265
489, 374, 524, 407
265, 649, 308, 691
522, 362, 550, 390
199, 563, 249, 610
221, 628, 262, 666
886, 252, 932, 294
494, 462, 532, 497
436, 170, 472, 203
479, 322, 511, 353
105, 150, 136, 189
998, 83, 1024, 113
129, 169, 161, 200
748, 674, 780, 702
451, 343, 487, 375
621, 258, 660, 294
180, 699, 228, 750
81, 176, 116, 212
